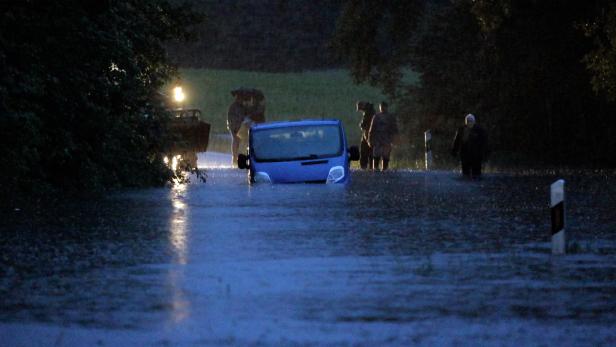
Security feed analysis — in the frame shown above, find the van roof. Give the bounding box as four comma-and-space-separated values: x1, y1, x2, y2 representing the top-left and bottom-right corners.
251, 119, 341, 130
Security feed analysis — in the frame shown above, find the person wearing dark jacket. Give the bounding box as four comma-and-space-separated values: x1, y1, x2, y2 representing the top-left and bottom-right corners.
356, 101, 375, 169
451, 114, 488, 179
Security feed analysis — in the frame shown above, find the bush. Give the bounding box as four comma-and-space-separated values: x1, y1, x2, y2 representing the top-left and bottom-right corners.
0, 1, 202, 200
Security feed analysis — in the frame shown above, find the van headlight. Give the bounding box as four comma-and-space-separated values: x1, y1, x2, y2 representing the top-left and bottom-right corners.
254, 171, 271, 183
326, 166, 345, 183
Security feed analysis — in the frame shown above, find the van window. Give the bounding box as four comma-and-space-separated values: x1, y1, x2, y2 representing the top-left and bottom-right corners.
252, 124, 342, 162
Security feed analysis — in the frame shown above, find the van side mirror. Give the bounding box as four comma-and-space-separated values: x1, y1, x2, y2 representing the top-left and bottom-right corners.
237, 153, 249, 169
349, 146, 360, 161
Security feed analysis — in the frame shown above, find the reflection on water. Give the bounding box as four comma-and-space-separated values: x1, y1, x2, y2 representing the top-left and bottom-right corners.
166, 269, 190, 324
0, 170, 615, 345
167, 183, 191, 324
169, 183, 188, 265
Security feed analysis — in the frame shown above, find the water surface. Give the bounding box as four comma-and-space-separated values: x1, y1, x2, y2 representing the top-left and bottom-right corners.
1, 162, 615, 346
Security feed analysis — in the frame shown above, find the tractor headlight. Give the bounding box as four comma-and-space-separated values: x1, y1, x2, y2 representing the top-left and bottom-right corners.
326, 166, 345, 184
173, 86, 185, 103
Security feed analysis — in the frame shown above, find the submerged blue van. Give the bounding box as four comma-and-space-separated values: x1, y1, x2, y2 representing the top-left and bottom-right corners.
237, 120, 359, 183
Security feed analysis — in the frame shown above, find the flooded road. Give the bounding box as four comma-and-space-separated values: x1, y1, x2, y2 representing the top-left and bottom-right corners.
1, 155, 615, 346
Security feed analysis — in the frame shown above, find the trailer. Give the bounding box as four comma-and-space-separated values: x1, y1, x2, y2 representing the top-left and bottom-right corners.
166, 108, 210, 170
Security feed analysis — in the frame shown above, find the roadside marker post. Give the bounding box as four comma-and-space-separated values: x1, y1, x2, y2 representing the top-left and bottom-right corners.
424, 130, 433, 171
550, 179, 566, 255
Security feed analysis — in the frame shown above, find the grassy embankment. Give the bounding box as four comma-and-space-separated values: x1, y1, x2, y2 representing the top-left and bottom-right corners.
178, 69, 383, 138
176, 69, 418, 168
176, 69, 616, 173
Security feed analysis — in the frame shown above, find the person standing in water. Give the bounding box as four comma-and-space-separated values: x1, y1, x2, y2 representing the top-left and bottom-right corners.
356, 101, 376, 169
368, 101, 398, 171
227, 88, 266, 167
451, 113, 489, 179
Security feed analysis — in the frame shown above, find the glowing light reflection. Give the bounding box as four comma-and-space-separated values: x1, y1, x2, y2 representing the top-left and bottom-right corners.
169, 183, 188, 265
166, 183, 191, 323
163, 154, 182, 171
167, 270, 190, 323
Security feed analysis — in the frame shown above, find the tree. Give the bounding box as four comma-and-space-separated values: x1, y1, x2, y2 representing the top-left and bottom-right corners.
0, 1, 202, 199
332, 0, 616, 167
583, 2, 616, 101
166, 0, 346, 71
331, 0, 423, 96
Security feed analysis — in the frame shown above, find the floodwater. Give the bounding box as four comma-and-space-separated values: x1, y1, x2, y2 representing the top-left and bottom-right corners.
1, 152, 615, 346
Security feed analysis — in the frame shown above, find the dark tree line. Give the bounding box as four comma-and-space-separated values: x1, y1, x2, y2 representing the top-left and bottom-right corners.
0, 1, 201, 199
332, 0, 616, 167
166, 0, 345, 71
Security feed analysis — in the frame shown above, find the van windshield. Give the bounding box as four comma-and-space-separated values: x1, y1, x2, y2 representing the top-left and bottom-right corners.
251, 124, 343, 162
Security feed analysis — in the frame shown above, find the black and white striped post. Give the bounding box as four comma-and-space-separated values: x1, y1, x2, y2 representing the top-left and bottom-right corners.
550, 179, 566, 255
424, 130, 433, 170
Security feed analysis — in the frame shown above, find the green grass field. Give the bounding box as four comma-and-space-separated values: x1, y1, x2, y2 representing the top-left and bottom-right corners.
175, 69, 387, 142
